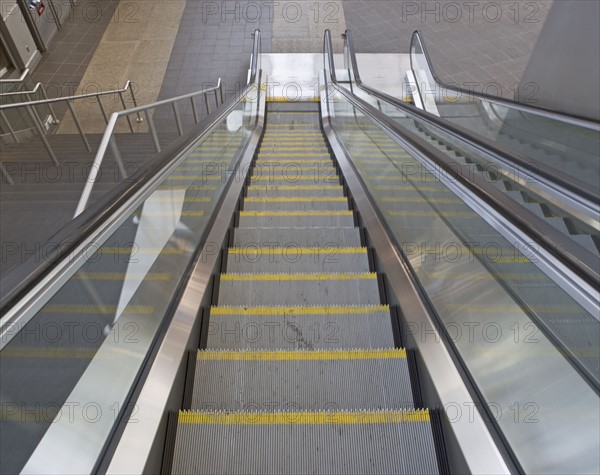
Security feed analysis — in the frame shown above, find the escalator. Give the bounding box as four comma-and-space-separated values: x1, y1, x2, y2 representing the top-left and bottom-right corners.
0, 29, 598, 475
165, 101, 445, 474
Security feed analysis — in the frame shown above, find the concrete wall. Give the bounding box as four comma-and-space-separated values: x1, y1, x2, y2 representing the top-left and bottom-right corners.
520, 1, 600, 120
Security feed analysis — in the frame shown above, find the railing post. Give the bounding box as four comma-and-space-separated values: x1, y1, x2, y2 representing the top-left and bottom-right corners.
97, 96, 109, 124
204, 92, 210, 115
25, 92, 46, 131
172, 102, 183, 136
214, 88, 219, 109
118, 91, 135, 133
26, 105, 59, 166
0, 110, 20, 143
109, 136, 127, 179
128, 82, 143, 123
219, 80, 224, 104
67, 101, 92, 152
145, 109, 161, 153
40, 85, 59, 124
190, 96, 199, 124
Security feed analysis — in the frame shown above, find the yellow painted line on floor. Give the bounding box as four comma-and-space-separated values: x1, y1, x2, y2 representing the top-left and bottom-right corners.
220, 272, 376, 281
239, 211, 352, 217
197, 348, 406, 361
41, 305, 154, 314
247, 185, 342, 191
250, 176, 338, 181
381, 197, 463, 204
244, 197, 346, 203
211, 305, 390, 315
179, 409, 430, 425
2, 348, 96, 359
228, 247, 365, 255
74, 272, 172, 281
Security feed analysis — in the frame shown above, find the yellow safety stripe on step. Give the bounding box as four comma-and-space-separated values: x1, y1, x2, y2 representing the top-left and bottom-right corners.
250, 176, 338, 181
41, 305, 154, 314
239, 211, 351, 217
262, 132, 323, 137
197, 348, 406, 361
267, 125, 320, 128
178, 409, 430, 425
387, 210, 476, 218
381, 197, 463, 204
255, 159, 331, 163
2, 348, 96, 359
227, 247, 366, 255
252, 167, 335, 173
243, 197, 346, 203
211, 305, 390, 315
247, 185, 343, 191
220, 273, 376, 281
258, 153, 330, 157
74, 272, 172, 281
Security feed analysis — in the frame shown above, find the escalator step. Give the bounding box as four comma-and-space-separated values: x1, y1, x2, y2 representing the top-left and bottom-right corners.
246, 184, 344, 198
232, 226, 362, 248
226, 247, 369, 273
191, 349, 414, 411
238, 210, 354, 227
205, 305, 395, 349
217, 273, 381, 306
171, 410, 439, 475
243, 197, 347, 211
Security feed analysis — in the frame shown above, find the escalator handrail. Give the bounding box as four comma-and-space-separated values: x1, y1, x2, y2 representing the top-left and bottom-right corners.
324, 29, 600, 291
343, 29, 600, 206
0, 29, 263, 321
410, 30, 600, 131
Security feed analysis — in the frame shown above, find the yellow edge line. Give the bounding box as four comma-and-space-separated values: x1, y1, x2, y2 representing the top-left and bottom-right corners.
247, 185, 342, 191
197, 349, 406, 361
250, 176, 338, 181
179, 410, 430, 425
220, 273, 376, 281
243, 197, 346, 202
239, 211, 351, 217
227, 247, 366, 255
211, 305, 390, 315
258, 153, 330, 157
256, 159, 331, 163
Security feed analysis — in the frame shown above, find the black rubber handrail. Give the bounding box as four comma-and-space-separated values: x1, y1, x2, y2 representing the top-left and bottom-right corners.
324, 30, 600, 289
343, 29, 600, 206
410, 30, 600, 130
0, 30, 263, 315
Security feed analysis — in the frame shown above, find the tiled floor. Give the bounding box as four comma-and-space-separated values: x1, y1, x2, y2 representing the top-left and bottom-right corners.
30, 0, 119, 98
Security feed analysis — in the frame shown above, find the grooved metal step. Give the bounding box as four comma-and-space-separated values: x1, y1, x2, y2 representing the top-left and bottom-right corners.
238, 211, 354, 227
217, 273, 381, 306
191, 349, 414, 411
171, 410, 439, 475
243, 197, 348, 211
232, 226, 362, 248
225, 247, 369, 273
205, 305, 395, 349
246, 184, 344, 198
